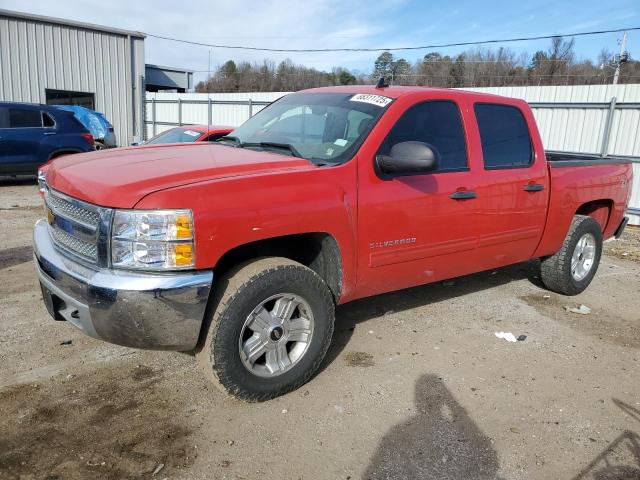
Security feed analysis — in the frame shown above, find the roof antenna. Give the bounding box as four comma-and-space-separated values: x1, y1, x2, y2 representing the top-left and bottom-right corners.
376, 76, 389, 89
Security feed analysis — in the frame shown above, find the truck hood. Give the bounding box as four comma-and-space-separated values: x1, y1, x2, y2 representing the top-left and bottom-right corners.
46, 143, 315, 208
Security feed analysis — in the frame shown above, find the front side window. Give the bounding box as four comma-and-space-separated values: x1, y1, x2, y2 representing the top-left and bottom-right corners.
9, 108, 42, 128
0, 107, 9, 128
146, 128, 205, 144
225, 92, 392, 164
377, 100, 468, 172
475, 104, 532, 169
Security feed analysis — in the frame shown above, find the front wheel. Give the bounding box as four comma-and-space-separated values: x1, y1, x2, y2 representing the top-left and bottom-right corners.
196, 257, 335, 401
540, 215, 603, 295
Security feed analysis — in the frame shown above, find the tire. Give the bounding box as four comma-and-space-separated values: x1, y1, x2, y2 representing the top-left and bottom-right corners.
540, 215, 603, 296
196, 257, 335, 401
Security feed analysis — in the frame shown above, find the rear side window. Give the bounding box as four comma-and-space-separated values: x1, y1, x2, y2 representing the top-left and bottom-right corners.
378, 100, 468, 172
475, 104, 532, 169
42, 112, 55, 127
9, 108, 42, 128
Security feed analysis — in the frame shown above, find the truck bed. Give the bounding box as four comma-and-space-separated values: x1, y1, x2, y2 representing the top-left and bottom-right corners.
533, 151, 633, 259
546, 151, 633, 167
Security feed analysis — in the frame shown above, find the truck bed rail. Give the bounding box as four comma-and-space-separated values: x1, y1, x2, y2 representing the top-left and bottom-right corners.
546, 151, 634, 167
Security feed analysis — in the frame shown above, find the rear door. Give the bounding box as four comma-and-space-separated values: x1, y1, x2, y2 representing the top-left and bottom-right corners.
471, 102, 549, 269
0, 107, 46, 173
0, 107, 13, 171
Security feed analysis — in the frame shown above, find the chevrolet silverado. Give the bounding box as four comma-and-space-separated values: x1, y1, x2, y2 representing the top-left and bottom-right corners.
34, 85, 632, 401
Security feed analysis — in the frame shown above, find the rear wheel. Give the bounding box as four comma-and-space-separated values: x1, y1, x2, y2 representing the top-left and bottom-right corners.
196, 257, 335, 401
540, 215, 602, 295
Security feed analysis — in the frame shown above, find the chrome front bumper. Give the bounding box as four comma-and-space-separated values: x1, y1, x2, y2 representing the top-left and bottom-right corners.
33, 219, 213, 350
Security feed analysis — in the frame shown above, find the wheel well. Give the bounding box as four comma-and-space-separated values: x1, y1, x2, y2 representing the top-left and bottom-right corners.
576, 200, 613, 232
213, 233, 343, 301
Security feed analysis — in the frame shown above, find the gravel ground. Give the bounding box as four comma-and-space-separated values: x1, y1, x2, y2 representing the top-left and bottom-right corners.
605, 223, 640, 263
1, 179, 639, 480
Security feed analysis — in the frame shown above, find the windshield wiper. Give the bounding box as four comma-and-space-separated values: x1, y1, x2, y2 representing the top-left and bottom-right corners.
216, 137, 302, 158
242, 142, 303, 158
216, 137, 315, 163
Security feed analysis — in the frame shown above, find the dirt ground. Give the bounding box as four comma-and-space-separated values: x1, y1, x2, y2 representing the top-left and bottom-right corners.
1, 177, 639, 480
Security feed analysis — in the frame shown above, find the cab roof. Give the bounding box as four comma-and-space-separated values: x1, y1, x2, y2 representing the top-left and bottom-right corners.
300, 85, 515, 103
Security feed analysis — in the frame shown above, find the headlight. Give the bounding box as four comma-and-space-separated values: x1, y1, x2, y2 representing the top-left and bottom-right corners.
37, 168, 47, 197
111, 209, 195, 270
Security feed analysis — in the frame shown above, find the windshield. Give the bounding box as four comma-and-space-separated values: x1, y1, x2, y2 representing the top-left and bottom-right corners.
146, 128, 204, 145
223, 92, 393, 164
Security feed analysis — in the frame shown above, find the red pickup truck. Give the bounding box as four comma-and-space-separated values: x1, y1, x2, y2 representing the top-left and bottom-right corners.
34, 86, 632, 401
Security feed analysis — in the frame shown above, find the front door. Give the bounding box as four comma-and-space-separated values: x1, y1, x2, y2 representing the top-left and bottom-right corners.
356, 97, 481, 299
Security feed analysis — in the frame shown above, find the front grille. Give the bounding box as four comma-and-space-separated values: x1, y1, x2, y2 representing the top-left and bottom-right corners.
50, 227, 98, 261
46, 191, 100, 228
45, 188, 108, 264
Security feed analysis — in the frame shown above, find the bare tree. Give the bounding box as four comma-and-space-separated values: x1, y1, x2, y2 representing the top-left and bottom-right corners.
195, 38, 639, 93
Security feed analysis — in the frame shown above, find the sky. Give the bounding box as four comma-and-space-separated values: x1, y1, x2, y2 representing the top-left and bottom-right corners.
1, 0, 638, 84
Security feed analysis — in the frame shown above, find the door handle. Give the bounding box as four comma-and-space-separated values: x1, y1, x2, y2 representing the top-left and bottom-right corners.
44, 132, 56, 136
449, 190, 477, 200
524, 183, 544, 192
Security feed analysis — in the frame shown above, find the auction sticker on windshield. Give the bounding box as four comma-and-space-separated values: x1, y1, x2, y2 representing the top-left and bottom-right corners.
184, 130, 201, 137
349, 94, 392, 107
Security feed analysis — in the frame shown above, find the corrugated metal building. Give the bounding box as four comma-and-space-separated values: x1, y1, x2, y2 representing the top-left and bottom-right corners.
0, 9, 146, 146
145, 64, 193, 93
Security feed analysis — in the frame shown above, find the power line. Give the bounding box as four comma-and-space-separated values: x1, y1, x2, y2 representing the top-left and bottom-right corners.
188, 58, 578, 72
146, 26, 640, 53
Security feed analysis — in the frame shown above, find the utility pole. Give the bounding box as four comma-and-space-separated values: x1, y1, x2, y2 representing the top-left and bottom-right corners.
613, 32, 628, 85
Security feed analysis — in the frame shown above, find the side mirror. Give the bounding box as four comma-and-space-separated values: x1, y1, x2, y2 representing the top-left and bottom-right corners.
376, 141, 440, 176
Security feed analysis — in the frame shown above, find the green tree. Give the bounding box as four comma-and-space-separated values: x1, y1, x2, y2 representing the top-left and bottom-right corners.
374, 51, 394, 79
529, 51, 548, 71
336, 68, 356, 85
220, 60, 238, 77
374, 51, 410, 83
449, 54, 466, 87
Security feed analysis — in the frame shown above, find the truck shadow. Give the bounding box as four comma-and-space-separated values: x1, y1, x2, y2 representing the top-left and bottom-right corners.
322, 260, 542, 371
364, 373, 503, 480
0, 245, 34, 270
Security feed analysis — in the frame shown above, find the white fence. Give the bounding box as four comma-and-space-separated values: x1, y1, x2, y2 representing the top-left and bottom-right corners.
145, 92, 286, 137
145, 85, 640, 225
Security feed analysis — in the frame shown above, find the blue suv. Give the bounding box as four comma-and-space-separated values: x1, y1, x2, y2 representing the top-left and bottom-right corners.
0, 102, 95, 175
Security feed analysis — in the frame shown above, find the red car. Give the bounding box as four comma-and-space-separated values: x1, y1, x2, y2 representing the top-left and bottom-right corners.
143, 125, 233, 145
35, 86, 632, 401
